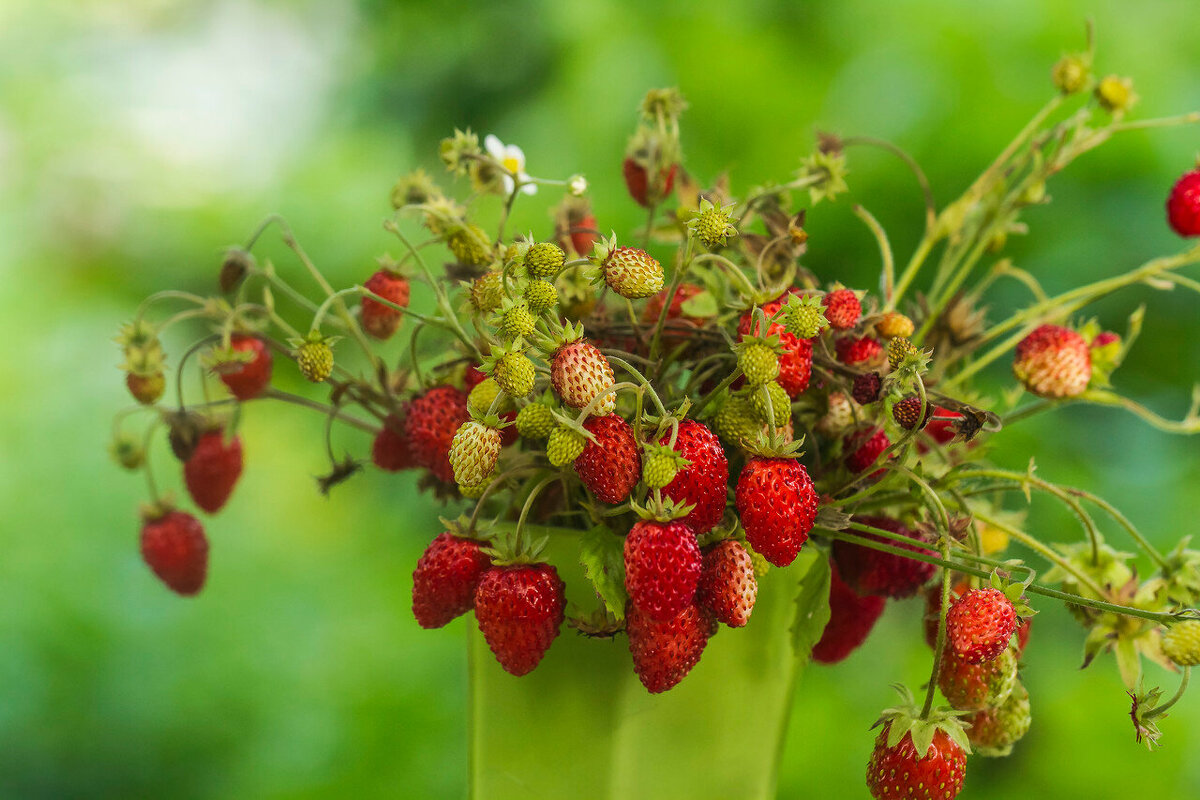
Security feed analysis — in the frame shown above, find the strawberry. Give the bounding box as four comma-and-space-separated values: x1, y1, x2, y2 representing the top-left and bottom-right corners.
361, 267, 410, 340
938, 646, 1018, 710
866, 721, 967, 800
945, 588, 1018, 664
126, 372, 165, 405
1167, 167, 1200, 237
184, 430, 243, 513
372, 413, 414, 471
411, 532, 491, 628
875, 311, 915, 339
844, 426, 890, 475
404, 385, 470, 483
738, 290, 814, 397
734, 457, 819, 567
474, 563, 565, 676
469, 271, 504, 313
813, 562, 887, 664
515, 402, 555, 440
967, 681, 1031, 757
622, 157, 677, 208
696, 539, 757, 627
625, 600, 713, 694
833, 516, 936, 598
217, 334, 272, 400
822, 288, 861, 330
550, 338, 616, 414
547, 423, 588, 466
524, 279, 557, 314
1162, 620, 1200, 666
738, 340, 780, 386
892, 396, 932, 430
294, 334, 335, 382
598, 245, 664, 299
140, 508, 208, 596
624, 518, 702, 622
449, 420, 502, 487
574, 414, 641, 504
493, 349, 536, 398
836, 335, 884, 367
1012, 324, 1091, 398
852, 372, 882, 405
463, 364, 487, 393
658, 421, 729, 536
524, 242, 565, 279
555, 196, 599, 257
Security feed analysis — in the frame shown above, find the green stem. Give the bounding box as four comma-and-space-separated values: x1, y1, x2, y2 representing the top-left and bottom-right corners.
692, 367, 743, 419
261, 389, 381, 435
921, 540, 953, 720
1148, 667, 1191, 719
851, 205, 896, 304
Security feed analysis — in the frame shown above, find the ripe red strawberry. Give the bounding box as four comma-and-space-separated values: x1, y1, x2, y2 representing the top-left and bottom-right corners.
737, 289, 814, 397
924, 405, 963, 446
852, 372, 882, 404
622, 157, 677, 208
1012, 324, 1091, 398
844, 426, 890, 475
624, 519, 702, 622
833, 516, 936, 598
696, 539, 757, 627
836, 335, 884, 367
1015, 616, 1032, 653
372, 413, 414, 472
813, 562, 887, 664
551, 339, 616, 414
946, 588, 1018, 664
658, 421, 729, 536
734, 457, 819, 567
361, 267, 411, 340
404, 385, 469, 483
411, 532, 491, 628
218, 334, 272, 400
1167, 168, 1200, 237
183, 430, 243, 513
866, 722, 967, 800
474, 563, 565, 676
626, 600, 714, 693
822, 288, 861, 330
140, 509, 208, 596
575, 415, 641, 504
938, 646, 1018, 710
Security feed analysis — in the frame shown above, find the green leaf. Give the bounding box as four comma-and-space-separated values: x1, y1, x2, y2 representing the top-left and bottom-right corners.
579, 525, 628, 620
679, 290, 719, 319
789, 546, 832, 664
1115, 635, 1143, 691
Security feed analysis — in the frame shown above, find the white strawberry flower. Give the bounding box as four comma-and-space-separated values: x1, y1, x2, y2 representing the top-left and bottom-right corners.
484, 134, 537, 196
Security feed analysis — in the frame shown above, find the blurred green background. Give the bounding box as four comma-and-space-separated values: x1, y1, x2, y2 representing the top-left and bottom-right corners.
2, 0, 1199, 797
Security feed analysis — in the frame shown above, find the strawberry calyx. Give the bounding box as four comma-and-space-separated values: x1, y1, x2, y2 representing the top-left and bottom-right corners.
633, 494, 696, 524
480, 527, 549, 567
873, 684, 973, 757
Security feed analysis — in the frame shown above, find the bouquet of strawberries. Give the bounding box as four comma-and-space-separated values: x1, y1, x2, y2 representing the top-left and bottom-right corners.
111, 33, 1200, 799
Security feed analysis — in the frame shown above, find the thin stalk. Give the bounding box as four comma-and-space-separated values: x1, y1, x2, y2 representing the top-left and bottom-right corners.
922, 540, 953, 720
851, 205, 896, 304
262, 389, 381, 435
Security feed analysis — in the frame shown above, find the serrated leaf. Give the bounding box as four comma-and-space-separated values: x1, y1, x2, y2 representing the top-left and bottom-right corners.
679, 290, 719, 319
579, 525, 627, 620
789, 547, 832, 665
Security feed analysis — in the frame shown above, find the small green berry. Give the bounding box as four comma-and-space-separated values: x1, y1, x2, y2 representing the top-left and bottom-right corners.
294, 334, 335, 382
494, 351, 535, 398
499, 302, 536, 340
448, 223, 492, 266
783, 294, 829, 340
468, 378, 502, 414
470, 271, 504, 313
1162, 620, 1200, 667
547, 424, 587, 466
525, 242, 566, 278
750, 381, 790, 426
738, 342, 780, 387
515, 403, 555, 440
524, 279, 557, 314
887, 336, 918, 370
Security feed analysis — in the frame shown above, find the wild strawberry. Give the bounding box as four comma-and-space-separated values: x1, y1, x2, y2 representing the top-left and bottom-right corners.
875, 311, 915, 339
622, 157, 677, 208
833, 516, 936, 598
836, 335, 884, 367
892, 396, 932, 430
372, 413, 414, 472
575, 415, 641, 504
737, 340, 781, 387
515, 402, 555, 440
140, 508, 208, 596
598, 245, 664, 299
1162, 620, 1200, 666
493, 349, 536, 398
738, 290, 814, 397
411, 532, 491, 629
468, 377, 501, 415
184, 430, 243, 513
844, 426, 890, 475
643, 283, 706, 328
852, 372, 882, 405
866, 720, 967, 800
293, 333, 335, 383
946, 588, 1018, 664
938, 646, 1018, 710
525, 242, 565, 279
749, 380, 792, 427
822, 288, 861, 330
474, 563, 565, 676
126, 371, 165, 405
967, 681, 1031, 757
449, 420, 503, 487
469, 271, 504, 313
922, 582, 969, 648
215, 334, 272, 400
626, 600, 713, 694
816, 391, 858, 436
624, 518, 702, 622
696, 539, 757, 627
886, 336, 919, 370
1012, 324, 1091, 398
361, 267, 410, 340
498, 301, 536, 340
524, 279, 557, 314
547, 423, 588, 467
447, 223, 493, 267
550, 337, 616, 414
735, 457, 819, 567
924, 406, 963, 446
404, 385, 470, 483
813, 562, 887, 664
782, 293, 830, 340
555, 196, 599, 256
1167, 168, 1200, 237
658, 421, 729, 536
690, 197, 737, 249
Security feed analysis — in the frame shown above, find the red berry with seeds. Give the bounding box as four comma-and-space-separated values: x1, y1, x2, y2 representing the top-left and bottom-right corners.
626, 600, 713, 694
866, 722, 967, 800
892, 396, 932, 430
218, 334, 272, 400
1167, 168, 1200, 237
833, 516, 936, 598
183, 430, 243, 513
938, 646, 1019, 710
361, 268, 410, 340
624, 519, 702, 622
474, 563, 565, 676
852, 372, 882, 405
822, 288, 862, 330
140, 509, 209, 596
696, 539, 757, 627
844, 426, 890, 475
404, 385, 469, 483
658, 421, 729, 536
411, 532, 491, 629
622, 157, 677, 208
1012, 324, 1091, 398
946, 587, 1018, 664
575, 414, 641, 504
734, 457, 819, 567
738, 289, 814, 397
813, 562, 887, 664
372, 413, 414, 472
836, 335, 884, 367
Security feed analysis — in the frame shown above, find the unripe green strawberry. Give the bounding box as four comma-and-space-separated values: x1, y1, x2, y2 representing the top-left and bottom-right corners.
690, 198, 737, 249
515, 403, 555, 440
783, 294, 829, 340
547, 424, 587, 467
459, 475, 495, 499
293, 334, 335, 382
1095, 74, 1136, 114
498, 301, 536, 340
470, 271, 504, 313
875, 311, 915, 339
642, 444, 689, 490
468, 377, 502, 414
714, 395, 761, 446
494, 351, 535, 398
525, 242, 565, 278
938, 646, 1018, 710
750, 381, 791, 427
887, 336, 918, 370
967, 681, 1031, 757
447, 223, 493, 266
600, 246, 663, 299
524, 279, 557, 313
738, 342, 780, 387
110, 432, 145, 470
1162, 620, 1200, 666
449, 420, 502, 487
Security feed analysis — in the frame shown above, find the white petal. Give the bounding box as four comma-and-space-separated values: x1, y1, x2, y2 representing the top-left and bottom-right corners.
520, 177, 538, 195
484, 134, 505, 158
501, 174, 516, 195
505, 144, 526, 169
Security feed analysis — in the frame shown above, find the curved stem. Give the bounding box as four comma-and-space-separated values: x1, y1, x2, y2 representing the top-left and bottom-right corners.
851, 205, 896, 304
261, 389, 381, 435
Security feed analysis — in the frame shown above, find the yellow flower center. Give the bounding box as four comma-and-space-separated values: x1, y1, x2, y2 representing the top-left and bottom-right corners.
502, 155, 522, 174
